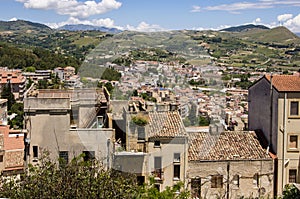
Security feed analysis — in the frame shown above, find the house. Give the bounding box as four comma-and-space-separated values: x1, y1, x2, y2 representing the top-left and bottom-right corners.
0, 99, 25, 176
0, 126, 25, 176
0, 69, 26, 100
248, 74, 300, 195
113, 100, 188, 191
23, 70, 52, 83
188, 131, 274, 199
23, 88, 114, 168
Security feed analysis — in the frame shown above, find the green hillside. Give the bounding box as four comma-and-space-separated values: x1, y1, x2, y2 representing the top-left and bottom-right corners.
0, 20, 51, 33
235, 26, 300, 45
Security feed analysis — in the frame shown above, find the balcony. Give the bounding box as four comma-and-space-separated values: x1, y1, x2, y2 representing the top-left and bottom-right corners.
152, 169, 163, 182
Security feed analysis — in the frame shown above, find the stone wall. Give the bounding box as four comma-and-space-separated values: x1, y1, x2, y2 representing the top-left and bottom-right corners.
188, 160, 274, 199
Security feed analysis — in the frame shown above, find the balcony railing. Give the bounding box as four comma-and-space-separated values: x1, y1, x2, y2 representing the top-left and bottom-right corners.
152, 169, 163, 181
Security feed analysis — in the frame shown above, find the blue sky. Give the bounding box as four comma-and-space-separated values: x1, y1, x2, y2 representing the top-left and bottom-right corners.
1, 0, 300, 32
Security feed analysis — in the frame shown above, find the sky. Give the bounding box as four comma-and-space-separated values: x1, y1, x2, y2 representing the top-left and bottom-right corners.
1, 0, 300, 33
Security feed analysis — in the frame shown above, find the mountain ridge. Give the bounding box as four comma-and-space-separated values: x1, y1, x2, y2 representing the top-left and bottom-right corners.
221, 24, 270, 32
57, 24, 122, 33
0, 19, 51, 32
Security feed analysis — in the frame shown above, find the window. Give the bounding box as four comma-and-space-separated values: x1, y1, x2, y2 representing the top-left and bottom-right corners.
289, 135, 298, 149
290, 101, 299, 116
253, 173, 259, 187
0, 155, 3, 162
33, 146, 38, 158
173, 165, 180, 180
59, 151, 69, 164
191, 178, 201, 198
289, 169, 297, 183
83, 151, 95, 161
154, 157, 162, 179
137, 127, 145, 140
233, 175, 240, 187
174, 153, 180, 163
154, 140, 160, 147
211, 175, 223, 188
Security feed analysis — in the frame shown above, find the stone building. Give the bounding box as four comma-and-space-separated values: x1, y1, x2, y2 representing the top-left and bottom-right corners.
23, 88, 114, 168
0, 99, 25, 175
0, 126, 25, 175
249, 74, 300, 195
113, 100, 188, 191
0, 69, 26, 100
188, 131, 274, 199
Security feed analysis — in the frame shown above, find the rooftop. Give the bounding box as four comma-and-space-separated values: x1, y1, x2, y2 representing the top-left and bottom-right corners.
188, 131, 271, 161
148, 111, 186, 138
265, 74, 300, 92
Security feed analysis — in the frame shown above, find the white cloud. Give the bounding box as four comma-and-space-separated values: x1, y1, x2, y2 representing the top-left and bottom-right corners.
46, 17, 122, 29
198, 0, 300, 13
253, 18, 262, 24
282, 14, 300, 32
126, 22, 167, 32
190, 6, 201, 13
277, 14, 293, 22
205, 2, 272, 12
9, 17, 18, 21
16, 0, 122, 18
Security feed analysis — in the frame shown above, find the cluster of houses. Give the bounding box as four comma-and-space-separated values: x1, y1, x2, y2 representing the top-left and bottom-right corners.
1, 61, 300, 198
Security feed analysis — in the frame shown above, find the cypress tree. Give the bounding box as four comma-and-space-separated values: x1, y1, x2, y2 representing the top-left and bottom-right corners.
1, 80, 15, 111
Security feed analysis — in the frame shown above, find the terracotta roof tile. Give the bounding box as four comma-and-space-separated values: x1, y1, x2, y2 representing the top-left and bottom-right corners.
0, 125, 24, 150
148, 111, 186, 138
188, 131, 271, 161
265, 74, 300, 92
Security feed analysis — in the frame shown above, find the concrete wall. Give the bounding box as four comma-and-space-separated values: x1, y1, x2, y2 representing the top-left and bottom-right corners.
188, 160, 274, 199
113, 138, 188, 191
147, 138, 188, 190
24, 96, 114, 168
24, 98, 71, 111
248, 78, 278, 153
276, 92, 300, 194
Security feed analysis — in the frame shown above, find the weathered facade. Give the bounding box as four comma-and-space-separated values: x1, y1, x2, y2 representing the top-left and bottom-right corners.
0, 69, 26, 100
0, 125, 25, 175
23, 88, 114, 168
188, 131, 274, 199
249, 74, 300, 195
113, 100, 188, 191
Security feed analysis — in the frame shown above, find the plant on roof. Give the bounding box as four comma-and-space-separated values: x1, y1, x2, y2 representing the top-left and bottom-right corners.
131, 114, 149, 126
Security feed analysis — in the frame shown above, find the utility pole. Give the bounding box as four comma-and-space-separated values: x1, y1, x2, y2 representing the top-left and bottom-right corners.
227, 162, 230, 199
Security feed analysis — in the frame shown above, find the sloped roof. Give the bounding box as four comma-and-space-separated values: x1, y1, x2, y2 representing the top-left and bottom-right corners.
188, 131, 271, 161
265, 74, 300, 92
148, 111, 186, 138
0, 126, 24, 151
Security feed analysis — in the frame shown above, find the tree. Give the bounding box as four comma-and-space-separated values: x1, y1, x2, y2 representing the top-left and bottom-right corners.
1, 81, 15, 111
9, 102, 24, 129
0, 152, 140, 199
199, 116, 210, 126
0, 152, 190, 199
282, 184, 300, 199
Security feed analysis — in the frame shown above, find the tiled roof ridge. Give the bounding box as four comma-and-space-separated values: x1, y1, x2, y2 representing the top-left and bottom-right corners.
148, 111, 186, 138
188, 131, 271, 161
264, 74, 300, 92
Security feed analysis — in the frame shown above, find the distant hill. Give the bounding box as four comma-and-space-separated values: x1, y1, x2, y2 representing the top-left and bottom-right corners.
234, 26, 300, 45
297, 33, 300, 37
58, 24, 122, 33
0, 19, 51, 33
221, 24, 269, 32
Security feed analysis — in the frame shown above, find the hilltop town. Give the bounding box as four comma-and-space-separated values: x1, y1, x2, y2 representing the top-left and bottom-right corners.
0, 20, 300, 198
